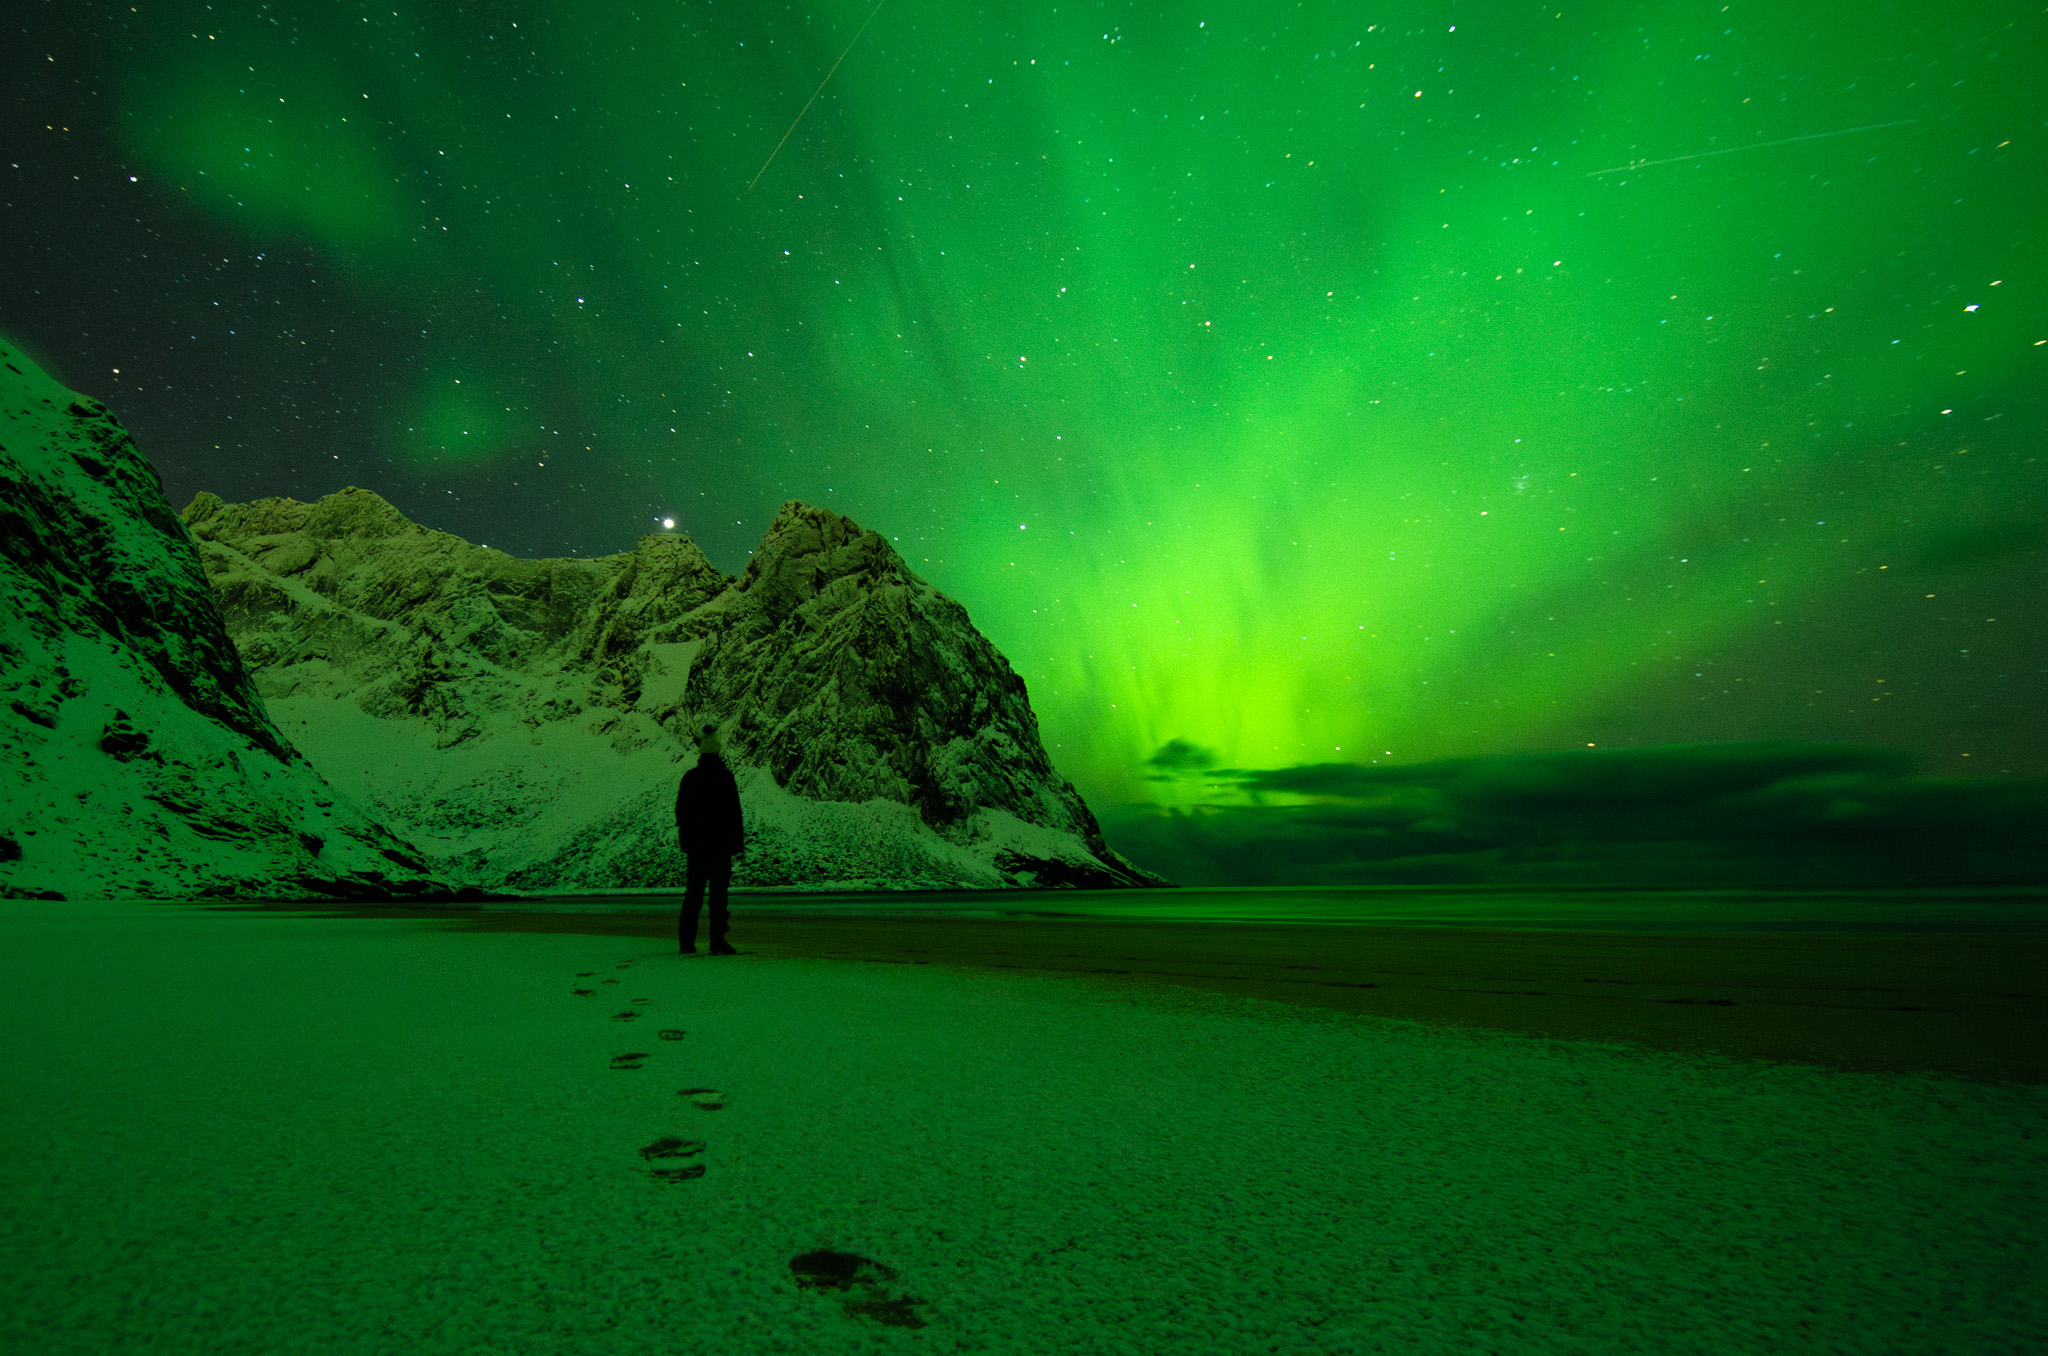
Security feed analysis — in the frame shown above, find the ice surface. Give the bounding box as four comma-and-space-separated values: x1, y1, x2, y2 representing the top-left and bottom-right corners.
1, 900, 2040, 1354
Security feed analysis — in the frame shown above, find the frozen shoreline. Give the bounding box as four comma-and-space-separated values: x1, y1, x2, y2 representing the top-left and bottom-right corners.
3, 901, 2042, 1354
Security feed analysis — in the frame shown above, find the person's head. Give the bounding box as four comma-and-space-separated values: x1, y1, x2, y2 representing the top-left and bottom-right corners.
693, 721, 723, 757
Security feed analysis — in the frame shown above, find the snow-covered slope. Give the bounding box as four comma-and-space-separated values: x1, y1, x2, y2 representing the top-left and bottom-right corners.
185, 491, 1162, 891
0, 338, 447, 900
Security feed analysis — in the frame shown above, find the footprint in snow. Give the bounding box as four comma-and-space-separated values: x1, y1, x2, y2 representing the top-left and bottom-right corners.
790, 1250, 928, 1329
640, 1135, 706, 1182
678, 1086, 725, 1110
610, 1052, 650, 1070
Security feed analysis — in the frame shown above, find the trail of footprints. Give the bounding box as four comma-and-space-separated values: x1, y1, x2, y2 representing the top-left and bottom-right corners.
572, 959, 927, 1329
575, 964, 726, 1168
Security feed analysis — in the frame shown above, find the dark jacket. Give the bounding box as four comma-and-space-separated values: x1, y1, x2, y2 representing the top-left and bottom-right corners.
675, 752, 745, 856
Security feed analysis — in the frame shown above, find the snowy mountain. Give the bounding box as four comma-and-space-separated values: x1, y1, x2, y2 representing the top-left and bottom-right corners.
184, 489, 1163, 892
0, 338, 448, 901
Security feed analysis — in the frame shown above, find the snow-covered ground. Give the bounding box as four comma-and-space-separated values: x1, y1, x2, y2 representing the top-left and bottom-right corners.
2, 901, 2040, 1355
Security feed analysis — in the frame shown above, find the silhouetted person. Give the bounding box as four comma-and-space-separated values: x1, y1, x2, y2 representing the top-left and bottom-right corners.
675, 721, 744, 955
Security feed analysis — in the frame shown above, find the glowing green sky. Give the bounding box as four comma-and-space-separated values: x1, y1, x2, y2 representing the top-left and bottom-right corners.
14, 0, 2045, 803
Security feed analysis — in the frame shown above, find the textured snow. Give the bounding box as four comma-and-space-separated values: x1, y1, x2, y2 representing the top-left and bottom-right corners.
186, 489, 1158, 892
0, 339, 443, 901
2, 900, 2041, 1355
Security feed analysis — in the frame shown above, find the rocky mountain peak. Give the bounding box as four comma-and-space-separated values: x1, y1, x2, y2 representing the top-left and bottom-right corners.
692, 502, 1099, 850
735, 500, 918, 610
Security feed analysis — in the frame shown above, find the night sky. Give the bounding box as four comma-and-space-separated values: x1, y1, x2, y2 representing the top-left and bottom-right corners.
6, 0, 2044, 817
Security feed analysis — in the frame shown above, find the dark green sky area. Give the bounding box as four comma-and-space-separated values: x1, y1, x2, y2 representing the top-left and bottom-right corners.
5, 1, 2044, 839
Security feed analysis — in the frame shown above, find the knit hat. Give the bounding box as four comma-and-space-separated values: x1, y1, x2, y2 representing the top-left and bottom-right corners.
694, 721, 723, 756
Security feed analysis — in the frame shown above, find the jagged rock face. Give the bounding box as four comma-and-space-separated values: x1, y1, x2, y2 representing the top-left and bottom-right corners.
694, 505, 1123, 862
186, 491, 1159, 890
0, 338, 447, 901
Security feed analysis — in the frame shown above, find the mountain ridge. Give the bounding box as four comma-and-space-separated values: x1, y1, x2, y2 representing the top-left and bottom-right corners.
185, 486, 1163, 891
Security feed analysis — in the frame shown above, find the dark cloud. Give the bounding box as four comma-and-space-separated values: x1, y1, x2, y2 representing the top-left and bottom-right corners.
1144, 737, 1219, 780
1104, 742, 2047, 886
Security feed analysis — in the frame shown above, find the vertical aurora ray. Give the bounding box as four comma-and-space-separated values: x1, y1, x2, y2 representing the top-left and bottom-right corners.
101, 0, 2043, 803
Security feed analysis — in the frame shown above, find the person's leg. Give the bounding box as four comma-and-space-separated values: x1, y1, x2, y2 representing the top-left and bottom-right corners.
680, 853, 708, 952
708, 855, 733, 950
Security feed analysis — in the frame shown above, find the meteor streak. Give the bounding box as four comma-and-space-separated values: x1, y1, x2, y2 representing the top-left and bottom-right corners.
746, 0, 888, 194
1586, 119, 1917, 177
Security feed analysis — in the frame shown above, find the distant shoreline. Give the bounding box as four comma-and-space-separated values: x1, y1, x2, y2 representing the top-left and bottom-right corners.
154, 904, 2048, 1084
172, 881, 2048, 936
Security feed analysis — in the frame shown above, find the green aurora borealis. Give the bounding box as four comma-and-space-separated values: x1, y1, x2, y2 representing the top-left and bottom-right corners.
8, 0, 2045, 813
